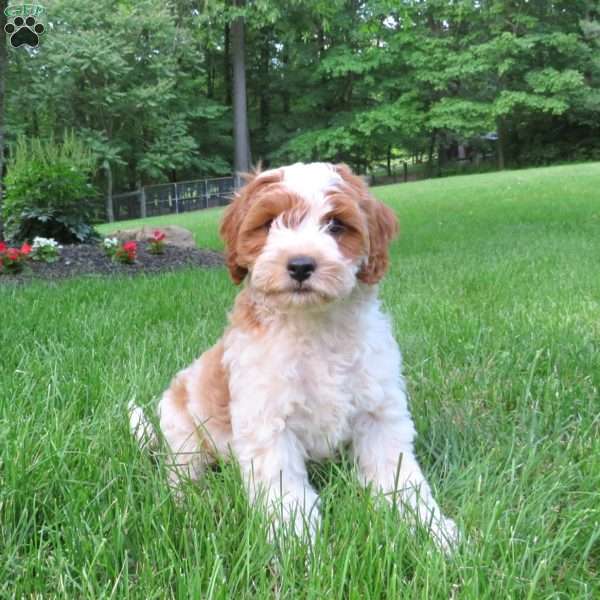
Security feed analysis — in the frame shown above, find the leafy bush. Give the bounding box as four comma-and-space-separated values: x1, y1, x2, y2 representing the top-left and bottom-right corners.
3, 133, 99, 244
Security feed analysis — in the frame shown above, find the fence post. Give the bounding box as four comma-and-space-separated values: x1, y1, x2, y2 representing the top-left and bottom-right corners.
403, 162, 408, 182
139, 186, 147, 219
174, 183, 179, 214
234, 173, 243, 191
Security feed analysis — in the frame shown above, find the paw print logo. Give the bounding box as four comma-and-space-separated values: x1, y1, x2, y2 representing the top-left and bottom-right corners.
4, 16, 45, 48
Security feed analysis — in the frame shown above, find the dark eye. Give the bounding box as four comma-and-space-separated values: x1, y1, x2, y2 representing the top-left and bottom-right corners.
263, 219, 273, 231
327, 218, 345, 235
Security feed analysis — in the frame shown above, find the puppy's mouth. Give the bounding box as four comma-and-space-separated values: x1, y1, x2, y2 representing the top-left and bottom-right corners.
291, 283, 314, 294
287, 282, 336, 304
263, 281, 333, 304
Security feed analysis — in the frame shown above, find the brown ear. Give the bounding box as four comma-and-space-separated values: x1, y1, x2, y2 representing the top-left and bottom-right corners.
334, 164, 399, 284
220, 190, 249, 284
358, 198, 398, 284
219, 167, 283, 284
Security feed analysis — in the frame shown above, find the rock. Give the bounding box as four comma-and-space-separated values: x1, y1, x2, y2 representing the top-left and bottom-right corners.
108, 225, 196, 248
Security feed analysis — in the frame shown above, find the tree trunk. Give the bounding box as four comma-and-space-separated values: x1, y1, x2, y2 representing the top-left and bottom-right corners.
0, 0, 8, 239
386, 145, 392, 177
259, 28, 271, 164
224, 23, 232, 106
231, 0, 251, 181
139, 186, 146, 219
103, 160, 115, 223
206, 47, 214, 99
135, 176, 144, 219
497, 119, 506, 170
426, 130, 437, 178
437, 138, 444, 178
281, 47, 290, 117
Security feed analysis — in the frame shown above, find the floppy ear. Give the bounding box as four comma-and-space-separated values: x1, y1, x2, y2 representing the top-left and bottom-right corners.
358, 198, 399, 284
334, 164, 399, 285
220, 190, 249, 284
219, 167, 284, 284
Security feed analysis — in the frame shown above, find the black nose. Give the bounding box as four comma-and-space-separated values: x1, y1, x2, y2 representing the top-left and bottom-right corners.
287, 256, 316, 282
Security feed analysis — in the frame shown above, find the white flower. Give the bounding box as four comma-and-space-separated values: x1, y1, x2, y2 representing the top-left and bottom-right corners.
103, 237, 119, 248
32, 237, 61, 250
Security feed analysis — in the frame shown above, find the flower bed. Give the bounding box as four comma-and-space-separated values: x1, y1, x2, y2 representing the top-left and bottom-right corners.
0, 242, 223, 284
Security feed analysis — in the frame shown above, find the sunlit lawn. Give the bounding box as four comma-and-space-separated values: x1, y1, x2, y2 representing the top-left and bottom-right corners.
2, 163, 599, 597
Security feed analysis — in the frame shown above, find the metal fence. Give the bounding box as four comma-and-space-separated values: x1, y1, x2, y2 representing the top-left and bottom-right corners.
108, 176, 235, 222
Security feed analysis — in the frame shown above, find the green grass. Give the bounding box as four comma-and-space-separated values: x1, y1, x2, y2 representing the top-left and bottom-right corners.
2, 163, 599, 598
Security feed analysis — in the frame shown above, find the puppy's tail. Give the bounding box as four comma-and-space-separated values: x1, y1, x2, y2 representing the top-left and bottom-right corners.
128, 400, 158, 450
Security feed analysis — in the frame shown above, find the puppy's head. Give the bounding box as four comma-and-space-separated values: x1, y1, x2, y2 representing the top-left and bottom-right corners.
220, 162, 398, 308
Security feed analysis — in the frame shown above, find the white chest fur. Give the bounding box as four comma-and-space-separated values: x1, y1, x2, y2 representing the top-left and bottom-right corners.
224, 287, 406, 460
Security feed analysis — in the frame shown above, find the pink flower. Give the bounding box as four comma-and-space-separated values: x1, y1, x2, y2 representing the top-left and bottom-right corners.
0, 242, 6, 253
123, 241, 137, 252
152, 230, 166, 241
6, 248, 20, 261
20, 242, 32, 255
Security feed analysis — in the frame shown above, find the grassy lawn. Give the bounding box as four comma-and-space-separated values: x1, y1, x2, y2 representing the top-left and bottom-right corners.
2, 163, 599, 598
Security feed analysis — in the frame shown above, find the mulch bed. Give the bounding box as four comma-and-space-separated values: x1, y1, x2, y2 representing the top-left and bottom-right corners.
0, 244, 224, 285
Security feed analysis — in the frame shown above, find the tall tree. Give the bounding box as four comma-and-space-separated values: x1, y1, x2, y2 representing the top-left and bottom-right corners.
231, 0, 251, 179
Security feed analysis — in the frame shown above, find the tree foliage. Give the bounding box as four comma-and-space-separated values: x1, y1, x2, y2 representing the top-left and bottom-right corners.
2, 0, 599, 194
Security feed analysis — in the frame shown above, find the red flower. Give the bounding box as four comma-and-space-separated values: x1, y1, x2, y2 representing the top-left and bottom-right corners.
123, 241, 137, 252
20, 242, 32, 255
6, 248, 20, 261
152, 230, 166, 241
0, 242, 6, 253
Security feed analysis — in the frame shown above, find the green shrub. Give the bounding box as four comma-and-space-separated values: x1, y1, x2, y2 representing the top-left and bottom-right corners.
3, 133, 99, 243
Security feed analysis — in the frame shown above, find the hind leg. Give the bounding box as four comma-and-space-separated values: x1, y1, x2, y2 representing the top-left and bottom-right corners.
157, 341, 233, 491
158, 371, 207, 489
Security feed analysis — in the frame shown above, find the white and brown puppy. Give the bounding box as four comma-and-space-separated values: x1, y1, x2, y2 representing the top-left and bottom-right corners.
130, 162, 458, 550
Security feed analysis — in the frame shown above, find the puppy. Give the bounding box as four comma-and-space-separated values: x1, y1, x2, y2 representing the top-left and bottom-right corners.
130, 162, 458, 550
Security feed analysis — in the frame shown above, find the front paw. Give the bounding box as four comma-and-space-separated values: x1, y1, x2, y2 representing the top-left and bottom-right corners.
429, 515, 461, 554
268, 502, 321, 546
